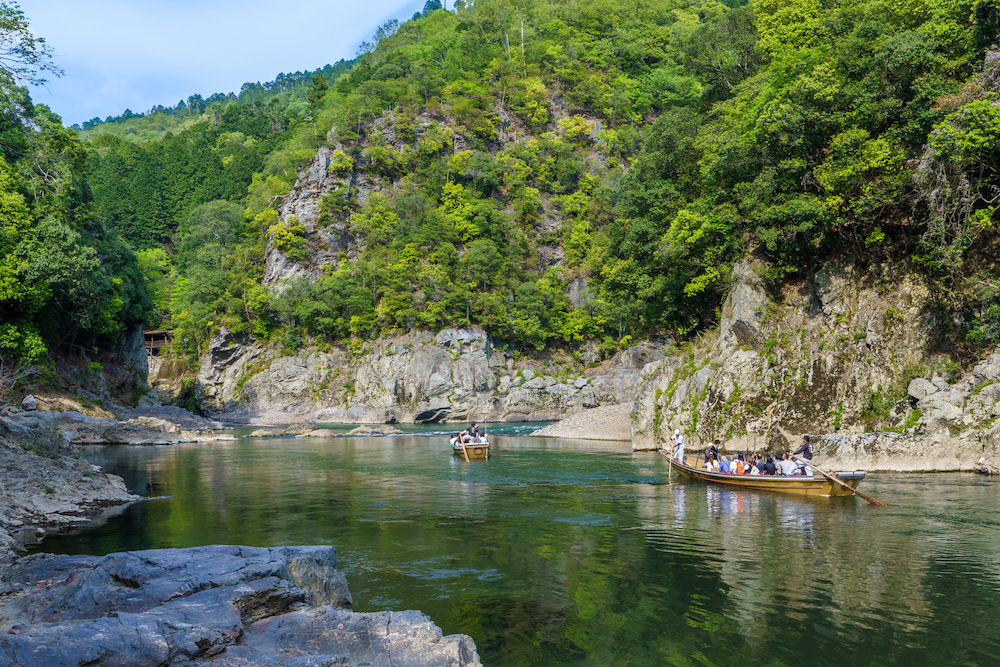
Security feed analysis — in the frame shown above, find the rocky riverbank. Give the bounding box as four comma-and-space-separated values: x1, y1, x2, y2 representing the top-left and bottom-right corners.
0, 393, 248, 569
531, 403, 633, 441
0, 544, 482, 666
0, 412, 138, 571
0, 402, 482, 665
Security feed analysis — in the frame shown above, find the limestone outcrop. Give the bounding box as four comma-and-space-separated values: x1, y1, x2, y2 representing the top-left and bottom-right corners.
631, 257, 1000, 471
0, 545, 482, 667
196, 326, 660, 425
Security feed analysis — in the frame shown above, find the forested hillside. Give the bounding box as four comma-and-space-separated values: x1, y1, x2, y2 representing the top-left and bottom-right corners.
134, 0, 998, 363
0, 4, 151, 370
7, 0, 1000, 375
73, 61, 352, 144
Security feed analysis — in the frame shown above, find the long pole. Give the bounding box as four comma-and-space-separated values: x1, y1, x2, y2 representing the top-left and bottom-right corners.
805, 460, 887, 506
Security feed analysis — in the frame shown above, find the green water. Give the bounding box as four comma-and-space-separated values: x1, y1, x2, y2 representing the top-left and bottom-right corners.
32, 430, 1000, 666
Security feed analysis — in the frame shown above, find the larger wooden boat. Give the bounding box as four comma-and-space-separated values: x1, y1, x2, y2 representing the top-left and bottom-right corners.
660, 450, 865, 497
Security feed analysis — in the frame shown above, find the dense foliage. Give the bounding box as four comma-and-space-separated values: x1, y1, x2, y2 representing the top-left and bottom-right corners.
20, 0, 1000, 366
0, 3, 152, 365
84, 101, 298, 247
72, 61, 353, 145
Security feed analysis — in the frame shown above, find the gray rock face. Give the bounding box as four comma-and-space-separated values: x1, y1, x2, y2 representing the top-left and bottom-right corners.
0, 545, 481, 667
195, 326, 654, 425
816, 432, 987, 472
630, 258, 1000, 470
114, 323, 149, 383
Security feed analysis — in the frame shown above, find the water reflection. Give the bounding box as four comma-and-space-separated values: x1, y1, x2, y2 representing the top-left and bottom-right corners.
32, 436, 1000, 667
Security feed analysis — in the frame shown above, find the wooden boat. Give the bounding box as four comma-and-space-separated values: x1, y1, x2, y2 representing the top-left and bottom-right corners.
451, 439, 490, 460
660, 450, 866, 498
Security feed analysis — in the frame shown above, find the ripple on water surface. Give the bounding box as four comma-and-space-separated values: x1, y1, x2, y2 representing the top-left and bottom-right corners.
34, 438, 1000, 667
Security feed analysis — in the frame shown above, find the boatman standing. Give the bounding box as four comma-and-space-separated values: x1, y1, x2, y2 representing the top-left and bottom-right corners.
792, 435, 813, 463
463, 420, 479, 443
671, 429, 684, 463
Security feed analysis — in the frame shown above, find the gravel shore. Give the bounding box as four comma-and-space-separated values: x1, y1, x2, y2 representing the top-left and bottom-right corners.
531, 403, 632, 441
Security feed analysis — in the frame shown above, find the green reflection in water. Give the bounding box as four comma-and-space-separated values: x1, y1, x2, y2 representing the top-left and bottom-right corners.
32, 435, 1000, 667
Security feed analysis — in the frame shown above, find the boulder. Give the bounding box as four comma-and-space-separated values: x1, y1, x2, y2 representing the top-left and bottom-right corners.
68, 422, 180, 446
283, 422, 319, 435
973, 353, 1000, 383
347, 425, 402, 435
0, 416, 139, 567
0, 545, 480, 666
907, 378, 937, 402
523, 377, 547, 390
20, 395, 36, 411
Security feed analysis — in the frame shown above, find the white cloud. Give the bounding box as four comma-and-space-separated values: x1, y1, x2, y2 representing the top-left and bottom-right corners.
21, 0, 424, 125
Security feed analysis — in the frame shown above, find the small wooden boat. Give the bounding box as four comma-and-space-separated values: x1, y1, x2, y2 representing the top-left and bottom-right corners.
451, 439, 490, 460
660, 450, 866, 498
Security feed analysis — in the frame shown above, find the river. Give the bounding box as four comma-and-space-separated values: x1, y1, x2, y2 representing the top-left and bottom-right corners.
32, 427, 1000, 666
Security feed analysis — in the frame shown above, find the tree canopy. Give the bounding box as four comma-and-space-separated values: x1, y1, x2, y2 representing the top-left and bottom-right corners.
0, 7, 151, 365
20, 0, 1000, 364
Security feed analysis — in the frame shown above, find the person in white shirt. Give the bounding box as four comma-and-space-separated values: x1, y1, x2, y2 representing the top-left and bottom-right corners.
777, 453, 798, 476
671, 429, 685, 463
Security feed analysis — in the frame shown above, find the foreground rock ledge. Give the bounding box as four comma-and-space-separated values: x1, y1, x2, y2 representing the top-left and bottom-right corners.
0, 544, 482, 667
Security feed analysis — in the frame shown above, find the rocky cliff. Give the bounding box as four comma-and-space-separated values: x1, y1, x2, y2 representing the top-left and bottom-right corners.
197, 326, 661, 425
631, 257, 1000, 471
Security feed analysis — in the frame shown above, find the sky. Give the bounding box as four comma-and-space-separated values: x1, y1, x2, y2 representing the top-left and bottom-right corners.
21, 0, 426, 127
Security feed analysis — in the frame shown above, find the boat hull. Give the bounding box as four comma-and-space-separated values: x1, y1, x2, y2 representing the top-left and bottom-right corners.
660, 451, 864, 497
452, 442, 490, 459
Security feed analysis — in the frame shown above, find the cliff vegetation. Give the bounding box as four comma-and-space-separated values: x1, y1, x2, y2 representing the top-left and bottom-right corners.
7, 0, 1000, 419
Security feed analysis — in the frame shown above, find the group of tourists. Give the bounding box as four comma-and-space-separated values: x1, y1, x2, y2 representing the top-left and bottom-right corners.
450, 420, 488, 447
671, 432, 816, 477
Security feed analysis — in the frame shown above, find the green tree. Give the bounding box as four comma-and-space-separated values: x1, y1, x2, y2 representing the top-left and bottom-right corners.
0, 1, 62, 85
306, 73, 330, 106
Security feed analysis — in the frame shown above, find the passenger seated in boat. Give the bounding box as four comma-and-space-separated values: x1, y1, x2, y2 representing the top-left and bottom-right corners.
704, 441, 719, 468
719, 456, 732, 473
748, 457, 761, 475
760, 455, 777, 476
450, 433, 462, 447
777, 453, 799, 476
705, 456, 719, 472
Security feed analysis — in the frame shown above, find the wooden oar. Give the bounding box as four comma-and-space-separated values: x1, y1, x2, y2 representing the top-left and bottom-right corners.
488, 440, 508, 451
461, 443, 470, 462
802, 459, 887, 506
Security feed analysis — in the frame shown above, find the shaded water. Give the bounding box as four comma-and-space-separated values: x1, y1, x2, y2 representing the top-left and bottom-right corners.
33, 430, 1000, 666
